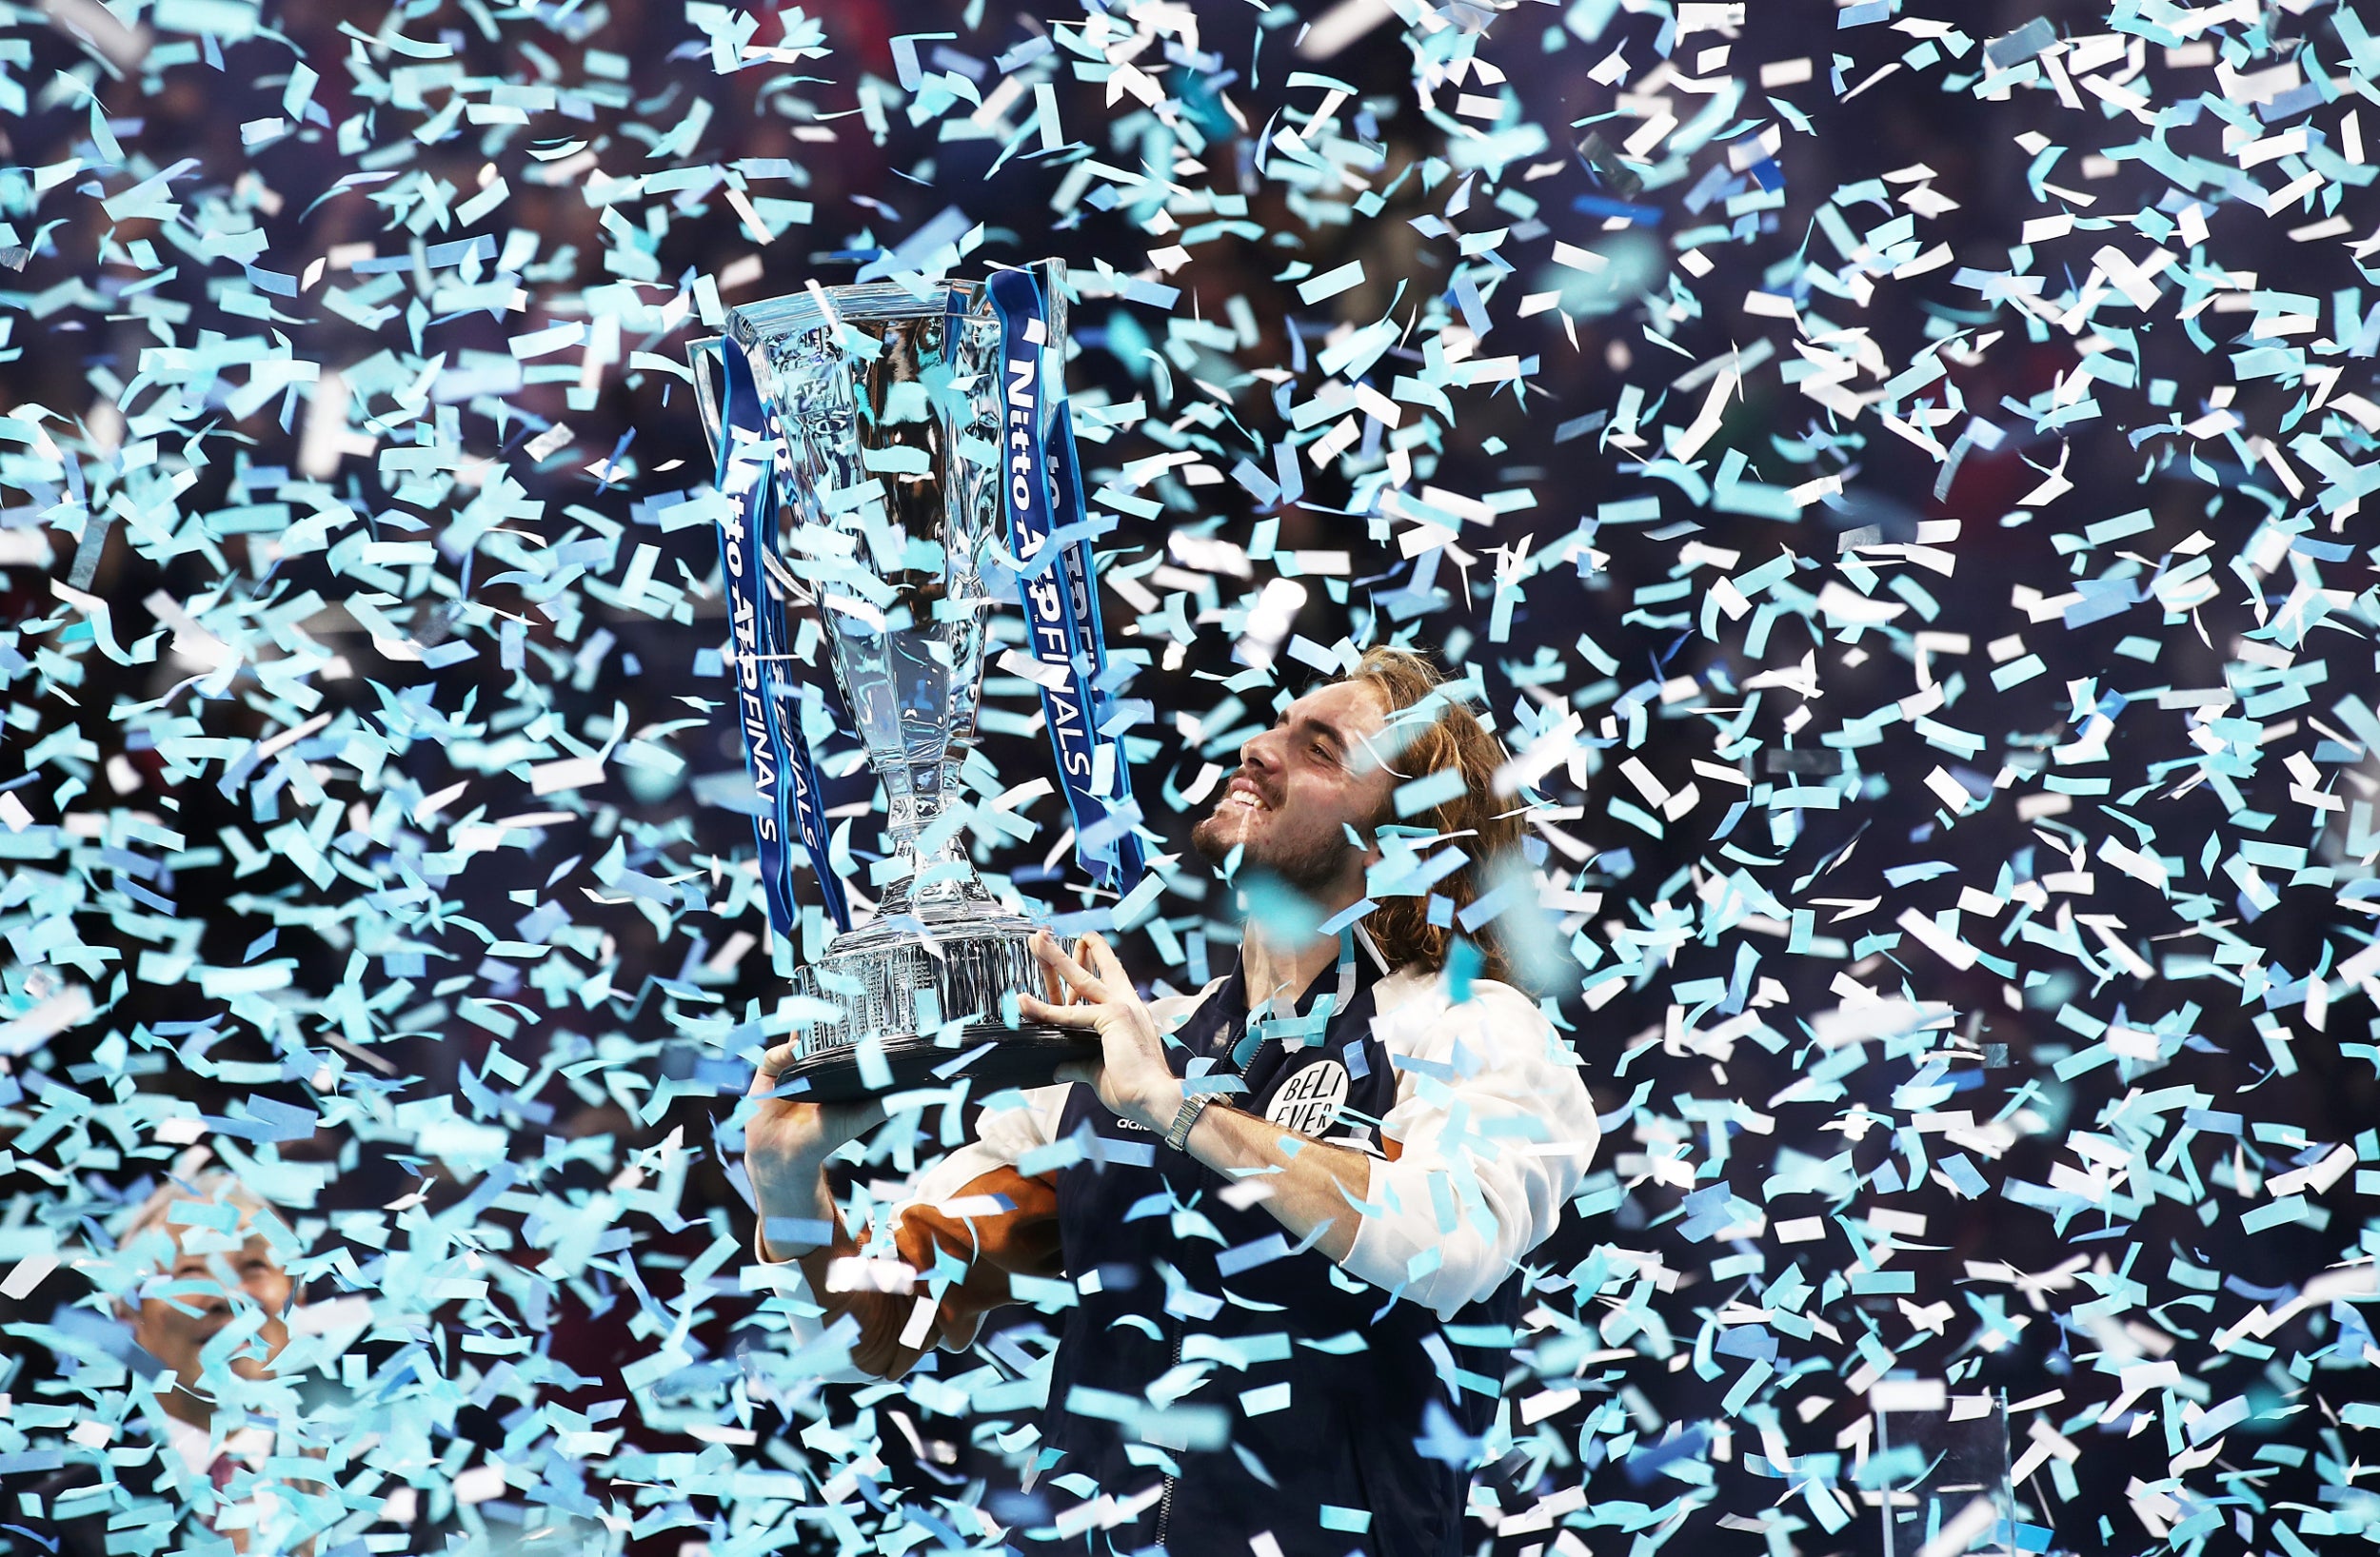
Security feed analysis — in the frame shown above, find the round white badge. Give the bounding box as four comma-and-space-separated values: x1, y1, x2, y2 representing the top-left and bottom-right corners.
1264, 1058, 1351, 1136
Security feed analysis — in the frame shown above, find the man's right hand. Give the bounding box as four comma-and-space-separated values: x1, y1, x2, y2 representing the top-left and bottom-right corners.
744, 1042, 887, 1257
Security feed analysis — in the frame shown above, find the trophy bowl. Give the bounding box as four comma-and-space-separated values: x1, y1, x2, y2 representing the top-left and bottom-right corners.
693, 263, 1113, 1103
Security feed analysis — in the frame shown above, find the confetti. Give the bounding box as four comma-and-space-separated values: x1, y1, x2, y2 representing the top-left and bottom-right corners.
1, 0, 2377, 1553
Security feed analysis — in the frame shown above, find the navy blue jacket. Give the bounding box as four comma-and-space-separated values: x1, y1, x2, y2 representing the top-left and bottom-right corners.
1028, 953, 1522, 1557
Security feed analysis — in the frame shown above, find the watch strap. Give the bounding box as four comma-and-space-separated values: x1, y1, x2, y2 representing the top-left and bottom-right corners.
1162, 1091, 1213, 1152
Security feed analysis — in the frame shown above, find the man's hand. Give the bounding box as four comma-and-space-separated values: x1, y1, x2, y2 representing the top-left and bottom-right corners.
744, 1042, 887, 1257
1020, 930, 1185, 1134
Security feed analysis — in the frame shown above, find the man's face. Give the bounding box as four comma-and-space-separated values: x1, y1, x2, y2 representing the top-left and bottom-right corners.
131, 1219, 294, 1400
1191, 679, 1398, 900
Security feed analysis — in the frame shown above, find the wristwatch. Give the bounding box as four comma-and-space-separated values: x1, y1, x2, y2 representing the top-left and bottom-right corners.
1162, 1091, 1215, 1153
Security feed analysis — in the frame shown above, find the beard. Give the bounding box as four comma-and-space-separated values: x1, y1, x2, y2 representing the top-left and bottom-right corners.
1191, 775, 1359, 896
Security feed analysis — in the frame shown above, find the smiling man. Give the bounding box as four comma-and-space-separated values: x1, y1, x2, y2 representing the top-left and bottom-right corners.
743, 645, 1599, 1557
8, 1173, 305, 1557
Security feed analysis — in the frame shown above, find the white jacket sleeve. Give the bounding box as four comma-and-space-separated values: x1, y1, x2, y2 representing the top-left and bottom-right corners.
751, 1083, 1072, 1377
1340, 980, 1599, 1320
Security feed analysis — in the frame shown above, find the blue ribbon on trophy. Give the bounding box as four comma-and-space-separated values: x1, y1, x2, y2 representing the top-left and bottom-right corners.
982, 268, 1148, 896
709, 334, 851, 936
695, 264, 1144, 943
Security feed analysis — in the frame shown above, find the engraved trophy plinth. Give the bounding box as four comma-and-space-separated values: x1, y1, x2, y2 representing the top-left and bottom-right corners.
692, 261, 1135, 1103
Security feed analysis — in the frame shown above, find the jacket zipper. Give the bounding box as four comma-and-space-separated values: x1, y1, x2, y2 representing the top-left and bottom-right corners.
1154, 1320, 1184, 1549
1158, 1012, 1267, 1551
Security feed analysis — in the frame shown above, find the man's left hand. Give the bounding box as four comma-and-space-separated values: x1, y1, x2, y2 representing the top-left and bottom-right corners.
1020, 930, 1185, 1134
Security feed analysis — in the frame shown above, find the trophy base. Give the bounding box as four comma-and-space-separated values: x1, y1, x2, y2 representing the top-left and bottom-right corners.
785, 915, 1097, 1103
773, 1022, 1095, 1104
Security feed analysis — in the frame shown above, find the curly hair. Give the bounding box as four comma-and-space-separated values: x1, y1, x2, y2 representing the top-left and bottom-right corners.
1340, 645, 1529, 989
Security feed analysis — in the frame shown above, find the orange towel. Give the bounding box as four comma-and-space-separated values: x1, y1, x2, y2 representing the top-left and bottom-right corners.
812, 1165, 1065, 1378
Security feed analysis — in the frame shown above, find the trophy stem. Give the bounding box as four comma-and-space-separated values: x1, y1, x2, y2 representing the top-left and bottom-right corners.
884, 758, 946, 857
871, 753, 992, 925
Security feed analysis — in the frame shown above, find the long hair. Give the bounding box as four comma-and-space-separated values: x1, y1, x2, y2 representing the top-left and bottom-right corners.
1342, 646, 1529, 988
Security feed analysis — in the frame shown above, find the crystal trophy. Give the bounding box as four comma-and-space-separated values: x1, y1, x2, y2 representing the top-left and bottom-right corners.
690, 260, 1139, 1102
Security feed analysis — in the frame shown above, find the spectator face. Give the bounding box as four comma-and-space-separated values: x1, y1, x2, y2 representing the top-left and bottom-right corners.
1192, 678, 1398, 897
131, 1216, 294, 1407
